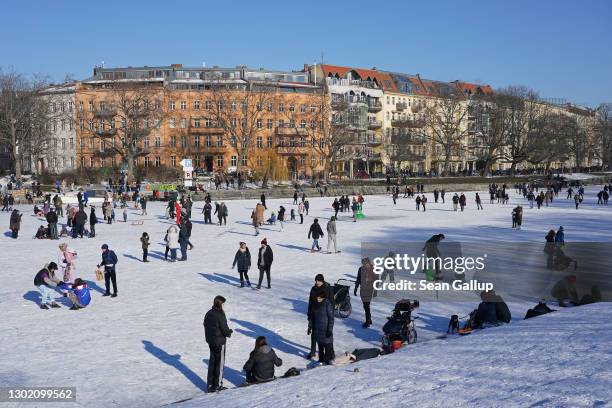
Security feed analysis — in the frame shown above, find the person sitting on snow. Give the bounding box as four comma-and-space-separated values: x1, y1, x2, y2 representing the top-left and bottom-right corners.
59, 278, 91, 310
266, 212, 277, 225
243, 336, 283, 384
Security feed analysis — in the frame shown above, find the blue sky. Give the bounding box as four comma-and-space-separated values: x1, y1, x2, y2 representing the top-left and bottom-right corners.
1, 0, 610, 107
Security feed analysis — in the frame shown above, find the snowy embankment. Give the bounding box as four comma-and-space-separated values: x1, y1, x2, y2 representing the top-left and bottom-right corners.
178, 303, 612, 408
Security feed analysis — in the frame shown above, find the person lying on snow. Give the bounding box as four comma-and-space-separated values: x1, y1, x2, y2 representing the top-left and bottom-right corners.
58, 278, 91, 310
524, 300, 555, 319
243, 336, 282, 384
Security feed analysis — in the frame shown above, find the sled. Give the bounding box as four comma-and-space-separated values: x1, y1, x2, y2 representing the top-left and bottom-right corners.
130, 220, 144, 226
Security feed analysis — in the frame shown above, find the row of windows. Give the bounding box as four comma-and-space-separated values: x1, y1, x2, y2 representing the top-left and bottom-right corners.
79, 154, 324, 169
49, 101, 74, 113
49, 119, 75, 132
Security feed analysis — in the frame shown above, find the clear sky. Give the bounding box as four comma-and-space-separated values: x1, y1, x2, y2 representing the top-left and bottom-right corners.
1, 0, 610, 107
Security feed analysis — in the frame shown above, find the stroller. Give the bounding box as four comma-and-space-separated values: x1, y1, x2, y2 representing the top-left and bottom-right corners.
382, 299, 419, 353
333, 279, 354, 318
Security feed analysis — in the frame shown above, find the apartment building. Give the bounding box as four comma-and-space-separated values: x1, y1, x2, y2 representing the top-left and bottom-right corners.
76, 64, 327, 180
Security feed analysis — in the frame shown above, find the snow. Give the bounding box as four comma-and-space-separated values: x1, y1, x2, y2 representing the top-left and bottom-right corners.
0, 184, 611, 408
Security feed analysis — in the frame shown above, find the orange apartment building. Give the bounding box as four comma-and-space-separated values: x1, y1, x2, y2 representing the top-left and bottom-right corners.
75, 64, 328, 180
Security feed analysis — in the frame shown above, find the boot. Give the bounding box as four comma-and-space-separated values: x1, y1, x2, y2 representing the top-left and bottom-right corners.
40, 304, 49, 310
50, 302, 61, 308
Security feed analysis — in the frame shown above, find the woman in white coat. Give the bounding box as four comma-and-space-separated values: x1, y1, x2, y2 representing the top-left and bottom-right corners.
165, 225, 180, 262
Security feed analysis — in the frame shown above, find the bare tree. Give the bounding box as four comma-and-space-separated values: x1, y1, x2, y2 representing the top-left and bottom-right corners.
594, 104, 612, 168
0, 69, 56, 178
387, 114, 427, 171
281, 91, 351, 181
422, 94, 469, 176
206, 82, 275, 173
76, 83, 167, 183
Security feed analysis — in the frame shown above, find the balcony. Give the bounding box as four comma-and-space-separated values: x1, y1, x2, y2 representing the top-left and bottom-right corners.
391, 133, 426, 145
189, 125, 224, 134
396, 102, 407, 111
366, 134, 383, 146
391, 117, 426, 128
276, 145, 309, 155
367, 120, 382, 129
368, 100, 382, 112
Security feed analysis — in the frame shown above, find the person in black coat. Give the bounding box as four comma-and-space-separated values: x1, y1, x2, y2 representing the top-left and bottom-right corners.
203, 201, 212, 224
89, 207, 98, 238
307, 274, 334, 359
243, 336, 282, 384
308, 218, 324, 252
260, 193, 267, 209
204, 295, 233, 392
45, 209, 58, 239
232, 242, 251, 287
256, 238, 273, 289
73, 208, 87, 238
178, 224, 189, 261
97, 244, 118, 297
311, 289, 334, 365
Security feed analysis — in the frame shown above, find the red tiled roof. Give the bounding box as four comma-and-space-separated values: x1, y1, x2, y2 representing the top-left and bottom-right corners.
454, 81, 494, 96
320, 64, 397, 92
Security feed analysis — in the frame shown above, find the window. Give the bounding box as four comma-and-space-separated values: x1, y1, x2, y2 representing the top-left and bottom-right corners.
205, 100, 212, 110
194, 100, 200, 110
267, 103, 273, 112
257, 156, 263, 166
216, 155, 224, 167
68, 101, 73, 112
194, 135, 200, 147
70, 157, 75, 168
61, 120, 66, 131
180, 100, 186, 110
79, 101, 84, 112
195, 155, 201, 167
155, 136, 161, 148
310, 104, 317, 113
169, 118, 176, 128
230, 136, 237, 147
53, 157, 57, 168
79, 119, 84, 131
216, 136, 223, 147
69, 120, 74, 131
99, 101, 105, 111
52, 121, 57, 132
278, 119, 285, 128
231, 118, 237, 128
267, 119, 273, 129
256, 102, 262, 111
241, 156, 247, 166
278, 102, 284, 112
169, 101, 176, 110
256, 119, 262, 129
80, 157, 85, 167
180, 118, 187, 128
155, 156, 161, 167
69, 138, 74, 148
170, 136, 176, 147
111, 157, 115, 167
289, 104, 295, 112
143, 119, 149, 129
181, 135, 188, 148
300, 104, 306, 113
300, 120, 306, 128
256, 136, 263, 148
88, 101, 94, 111
89, 157, 95, 167
231, 155, 237, 166
171, 156, 176, 166
205, 135, 212, 147
110, 119, 115, 129
144, 156, 150, 167
144, 138, 150, 148
267, 136, 273, 148
100, 158, 105, 168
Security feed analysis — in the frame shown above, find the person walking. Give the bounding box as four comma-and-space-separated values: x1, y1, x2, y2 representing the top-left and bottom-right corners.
141, 195, 147, 216
178, 223, 189, 261
326, 216, 338, 253
45, 209, 58, 240
256, 238, 273, 289
260, 193, 267, 210
354, 258, 375, 328
232, 242, 251, 287
475, 193, 483, 210
203, 295, 233, 393
203, 201, 212, 224
308, 218, 324, 252
98, 244, 118, 297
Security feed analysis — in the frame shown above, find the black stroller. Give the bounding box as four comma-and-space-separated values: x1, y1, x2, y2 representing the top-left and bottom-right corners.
381, 299, 419, 353
333, 279, 354, 318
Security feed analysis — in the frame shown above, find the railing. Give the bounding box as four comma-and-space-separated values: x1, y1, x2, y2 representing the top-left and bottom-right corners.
368, 101, 382, 112
326, 77, 380, 89
367, 120, 382, 129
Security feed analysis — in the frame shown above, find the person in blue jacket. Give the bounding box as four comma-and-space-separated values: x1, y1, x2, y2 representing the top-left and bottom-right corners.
59, 278, 91, 310
97, 244, 118, 297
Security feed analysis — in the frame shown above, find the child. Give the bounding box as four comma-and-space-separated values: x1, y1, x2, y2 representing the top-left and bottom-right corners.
140, 232, 150, 262
122, 208, 127, 222
290, 208, 296, 221
59, 278, 91, 310
267, 212, 276, 225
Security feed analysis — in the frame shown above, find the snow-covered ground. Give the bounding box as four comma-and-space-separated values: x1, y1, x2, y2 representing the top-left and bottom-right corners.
0, 185, 611, 407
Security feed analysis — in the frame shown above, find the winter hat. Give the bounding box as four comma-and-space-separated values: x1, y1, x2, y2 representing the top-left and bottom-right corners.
74, 278, 85, 286
315, 274, 325, 283
261, 238, 267, 245
101, 244, 109, 250
47, 262, 58, 271
559, 226, 564, 231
